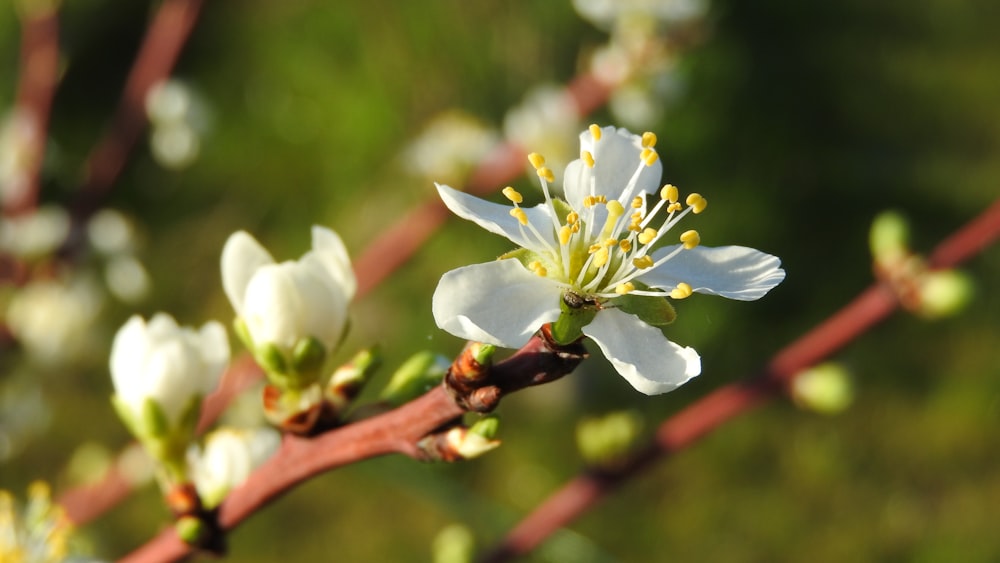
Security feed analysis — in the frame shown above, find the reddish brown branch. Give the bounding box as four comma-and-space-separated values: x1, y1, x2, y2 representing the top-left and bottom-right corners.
73, 0, 204, 217
4, 2, 60, 216
480, 197, 1000, 562
119, 334, 583, 563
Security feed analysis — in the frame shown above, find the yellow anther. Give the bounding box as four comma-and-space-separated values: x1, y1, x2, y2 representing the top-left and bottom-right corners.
582, 150, 595, 168
596, 196, 607, 204
559, 225, 572, 246
537, 167, 555, 183
592, 247, 609, 268
661, 184, 679, 203
628, 219, 642, 232
502, 186, 523, 204
528, 260, 547, 277
641, 148, 659, 166
670, 282, 693, 300
686, 193, 708, 214
566, 211, 580, 225
638, 228, 658, 245
588, 244, 602, 253
667, 202, 682, 213
606, 200, 625, 217
619, 239, 632, 252
583, 195, 596, 208
571, 223, 581, 233
642, 131, 657, 148
528, 152, 546, 170
589, 124, 602, 141
680, 229, 700, 249
631, 196, 644, 209
633, 255, 654, 269
603, 238, 618, 248
615, 282, 636, 295
510, 208, 528, 225
631, 211, 643, 221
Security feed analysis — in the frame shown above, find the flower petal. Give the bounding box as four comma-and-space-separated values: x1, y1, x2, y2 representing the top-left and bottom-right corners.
433, 259, 563, 347
221, 231, 275, 315
110, 315, 151, 404
582, 308, 701, 395
643, 245, 786, 301
563, 126, 662, 210
436, 183, 558, 253
309, 225, 356, 300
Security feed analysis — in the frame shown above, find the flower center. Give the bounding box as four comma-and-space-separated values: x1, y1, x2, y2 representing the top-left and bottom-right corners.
503, 124, 708, 302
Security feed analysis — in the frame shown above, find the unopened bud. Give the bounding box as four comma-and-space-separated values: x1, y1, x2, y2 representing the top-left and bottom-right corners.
791, 363, 853, 415
325, 346, 382, 411
432, 523, 475, 563
380, 351, 449, 407
917, 270, 973, 319
870, 211, 910, 267
576, 410, 644, 467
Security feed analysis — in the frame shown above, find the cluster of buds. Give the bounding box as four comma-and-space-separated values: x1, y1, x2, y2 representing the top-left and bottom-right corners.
870, 211, 973, 318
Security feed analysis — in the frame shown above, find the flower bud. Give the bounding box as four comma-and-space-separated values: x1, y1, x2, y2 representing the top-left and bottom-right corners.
576, 410, 644, 467
379, 351, 450, 407
791, 363, 853, 415
325, 346, 382, 412
222, 226, 355, 389
869, 210, 910, 267
432, 523, 475, 563
917, 270, 973, 319
188, 426, 280, 508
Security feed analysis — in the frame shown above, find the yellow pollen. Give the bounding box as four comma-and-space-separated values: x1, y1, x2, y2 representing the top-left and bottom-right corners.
619, 239, 632, 252
638, 228, 658, 245
588, 244, 602, 253
686, 193, 708, 214
667, 202, 682, 213
642, 131, 657, 148
528, 260, 548, 277
631, 211, 643, 221
589, 123, 602, 141
571, 223, 581, 233
510, 208, 528, 225
559, 225, 572, 245
528, 152, 546, 170
670, 282, 693, 299
603, 238, 617, 247
661, 184, 679, 203
583, 195, 596, 208
615, 282, 636, 295
633, 255, 654, 269
628, 219, 642, 232
537, 167, 555, 183
641, 148, 659, 166
606, 200, 625, 217
567, 211, 580, 224
592, 247, 609, 268
681, 229, 700, 249
502, 186, 523, 204
631, 196, 644, 209
582, 150, 595, 168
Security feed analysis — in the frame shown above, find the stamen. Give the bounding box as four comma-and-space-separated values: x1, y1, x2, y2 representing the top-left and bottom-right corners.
619, 240, 632, 252
591, 247, 609, 268
567, 211, 579, 224
633, 255, 654, 269
641, 148, 659, 166
606, 200, 625, 218
638, 228, 658, 245
641, 132, 657, 148
582, 150, 595, 168
510, 208, 528, 225
559, 225, 572, 246
667, 202, 682, 213
680, 229, 700, 249
686, 193, 708, 214
631, 196, 644, 209
589, 124, 602, 141
615, 282, 636, 295
528, 260, 548, 277
661, 184, 679, 203
528, 152, 546, 170
670, 282, 693, 299
502, 186, 523, 204
537, 167, 555, 183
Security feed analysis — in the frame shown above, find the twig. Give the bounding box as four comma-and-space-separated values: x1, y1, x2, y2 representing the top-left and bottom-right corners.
119, 333, 585, 563
479, 197, 1000, 562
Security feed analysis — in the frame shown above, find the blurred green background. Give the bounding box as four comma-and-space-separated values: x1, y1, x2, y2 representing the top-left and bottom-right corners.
1, 0, 999, 561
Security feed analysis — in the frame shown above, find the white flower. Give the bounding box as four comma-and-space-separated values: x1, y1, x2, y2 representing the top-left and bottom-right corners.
221, 226, 355, 385
110, 313, 229, 430
188, 426, 280, 508
433, 125, 785, 395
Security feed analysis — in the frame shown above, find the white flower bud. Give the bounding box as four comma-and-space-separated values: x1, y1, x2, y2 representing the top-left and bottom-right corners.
188, 426, 280, 508
110, 313, 229, 432
221, 226, 355, 385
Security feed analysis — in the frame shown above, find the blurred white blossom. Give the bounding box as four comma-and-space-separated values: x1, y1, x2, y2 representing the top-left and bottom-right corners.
503, 86, 580, 184
145, 79, 210, 170
5, 276, 104, 365
188, 426, 280, 508
0, 205, 70, 259
403, 111, 499, 185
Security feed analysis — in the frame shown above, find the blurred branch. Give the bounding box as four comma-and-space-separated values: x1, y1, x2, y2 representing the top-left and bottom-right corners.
480, 197, 1000, 563
72, 0, 204, 220
4, 0, 60, 216
118, 333, 586, 563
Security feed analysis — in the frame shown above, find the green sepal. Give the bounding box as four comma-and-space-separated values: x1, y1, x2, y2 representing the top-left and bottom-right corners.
551, 197, 574, 221
142, 397, 170, 439
612, 292, 676, 326
233, 316, 254, 351
110, 394, 141, 438
469, 415, 500, 440
256, 342, 288, 378
175, 394, 203, 443
498, 247, 537, 267
550, 295, 597, 345
292, 336, 327, 376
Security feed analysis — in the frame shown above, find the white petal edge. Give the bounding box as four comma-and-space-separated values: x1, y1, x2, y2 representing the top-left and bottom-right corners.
563, 126, 662, 210
221, 231, 275, 315
582, 308, 701, 395
432, 259, 563, 347
436, 183, 558, 254
643, 245, 786, 301
110, 314, 149, 403
309, 225, 356, 300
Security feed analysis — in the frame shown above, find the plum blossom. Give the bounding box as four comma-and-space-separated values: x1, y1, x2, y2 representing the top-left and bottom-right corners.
433, 125, 784, 395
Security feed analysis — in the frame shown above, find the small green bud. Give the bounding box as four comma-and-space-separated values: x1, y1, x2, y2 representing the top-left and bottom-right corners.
791, 363, 853, 415
576, 410, 644, 466
918, 270, 973, 319
175, 515, 206, 546
380, 351, 449, 407
255, 342, 288, 379
870, 211, 910, 266
471, 343, 497, 366
292, 336, 327, 376
432, 524, 475, 563
468, 415, 500, 440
